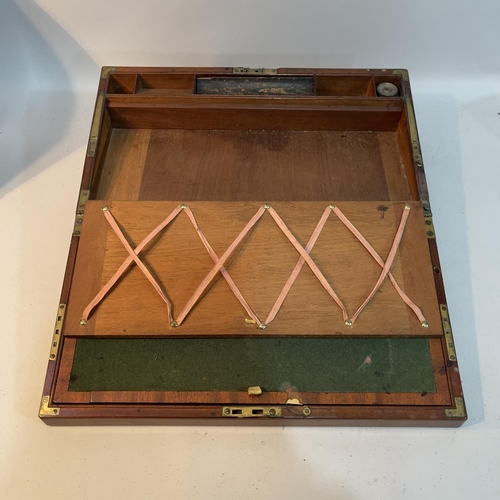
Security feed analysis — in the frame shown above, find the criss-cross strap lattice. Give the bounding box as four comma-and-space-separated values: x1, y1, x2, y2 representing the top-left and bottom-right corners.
174, 205, 266, 325
81, 205, 183, 324
81, 204, 264, 326
262, 203, 427, 328
182, 206, 260, 325
266, 206, 349, 323
264, 206, 333, 325
81, 203, 428, 329
331, 204, 427, 326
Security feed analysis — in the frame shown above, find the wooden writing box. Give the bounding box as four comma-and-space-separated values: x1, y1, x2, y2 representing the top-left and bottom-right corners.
40, 67, 466, 425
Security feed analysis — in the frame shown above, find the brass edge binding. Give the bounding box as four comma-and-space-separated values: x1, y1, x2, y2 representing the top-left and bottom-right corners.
39, 395, 60, 417
233, 67, 278, 75
100, 66, 117, 79
49, 304, 66, 360
222, 407, 282, 418
86, 92, 105, 158
424, 215, 436, 239
440, 304, 457, 362
445, 397, 466, 418
392, 69, 409, 81
73, 189, 90, 236
404, 95, 422, 161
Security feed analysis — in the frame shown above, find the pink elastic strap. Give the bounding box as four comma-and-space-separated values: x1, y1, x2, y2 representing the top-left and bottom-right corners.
349, 205, 412, 325
175, 205, 267, 325
267, 207, 349, 322
183, 207, 261, 325
81, 205, 183, 322
332, 205, 426, 324
264, 206, 332, 325
102, 208, 174, 321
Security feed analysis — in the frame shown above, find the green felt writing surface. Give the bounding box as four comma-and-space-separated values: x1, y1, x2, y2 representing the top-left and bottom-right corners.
69, 338, 436, 393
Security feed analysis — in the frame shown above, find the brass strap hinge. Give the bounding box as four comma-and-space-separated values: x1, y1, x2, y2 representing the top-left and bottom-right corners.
222, 406, 282, 418
445, 397, 466, 418
73, 189, 90, 236
233, 67, 278, 75
440, 304, 456, 362
87, 92, 105, 157
424, 215, 435, 239
49, 304, 66, 360
39, 395, 60, 417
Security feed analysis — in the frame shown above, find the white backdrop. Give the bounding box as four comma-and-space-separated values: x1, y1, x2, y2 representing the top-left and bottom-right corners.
1, 1, 499, 498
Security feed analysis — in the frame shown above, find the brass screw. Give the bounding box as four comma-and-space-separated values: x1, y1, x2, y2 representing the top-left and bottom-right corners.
421, 321, 429, 328
427, 231, 434, 237
450, 354, 456, 361
258, 323, 267, 330
303, 407, 312, 416
344, 319, 352, 327
417, 160, 423, 167
180, 204, 187, 209
102, 205, 108, 211
79, 319, 87, 325
329, 204, 336, 209
405, 204, 411, 210
264, 203, 271, 210
223, 407, 231, 415
268, 408, 277, 417
170, 321, 178, 328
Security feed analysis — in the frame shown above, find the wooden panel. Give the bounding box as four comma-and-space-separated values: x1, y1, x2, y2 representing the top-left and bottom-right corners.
96, 129, 151, 200
377, 132, 412, 200
64, 201, 442, 336
107, 103, 402, 131
138, 130, 391, 201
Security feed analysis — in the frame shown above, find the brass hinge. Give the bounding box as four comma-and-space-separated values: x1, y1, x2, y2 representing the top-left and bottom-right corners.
73, 189, 90, 236
440, 304, 456, 362
424, 215, 435, 239
49, 304, 66, 360
233, 67, 278, 75
87, 91, 105, 157
100, 66, 116, 79
39, 395, 60, 417
222, 406, 282, 418
445, 397, 466, 418
392, 69, 409, 81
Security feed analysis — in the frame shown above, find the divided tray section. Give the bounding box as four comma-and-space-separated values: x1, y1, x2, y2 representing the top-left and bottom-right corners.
106, 71, 394, 97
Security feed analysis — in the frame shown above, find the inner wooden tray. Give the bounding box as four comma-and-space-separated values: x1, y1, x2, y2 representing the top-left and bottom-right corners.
40, 67, 465, 424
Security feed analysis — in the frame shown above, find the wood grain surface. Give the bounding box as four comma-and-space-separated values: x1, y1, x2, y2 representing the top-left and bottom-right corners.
96, 129, 413, 202
64, 200, 442, 336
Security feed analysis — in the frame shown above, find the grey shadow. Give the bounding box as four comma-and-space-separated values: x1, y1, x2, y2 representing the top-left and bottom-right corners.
0, 0, 97, 196
415, 91, 482, 426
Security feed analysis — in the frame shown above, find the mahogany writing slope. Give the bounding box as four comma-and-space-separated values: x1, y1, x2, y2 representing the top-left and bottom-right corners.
40, 67, 466, 425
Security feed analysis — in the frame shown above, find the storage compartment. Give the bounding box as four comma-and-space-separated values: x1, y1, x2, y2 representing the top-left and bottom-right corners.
40, 67, 465, 424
